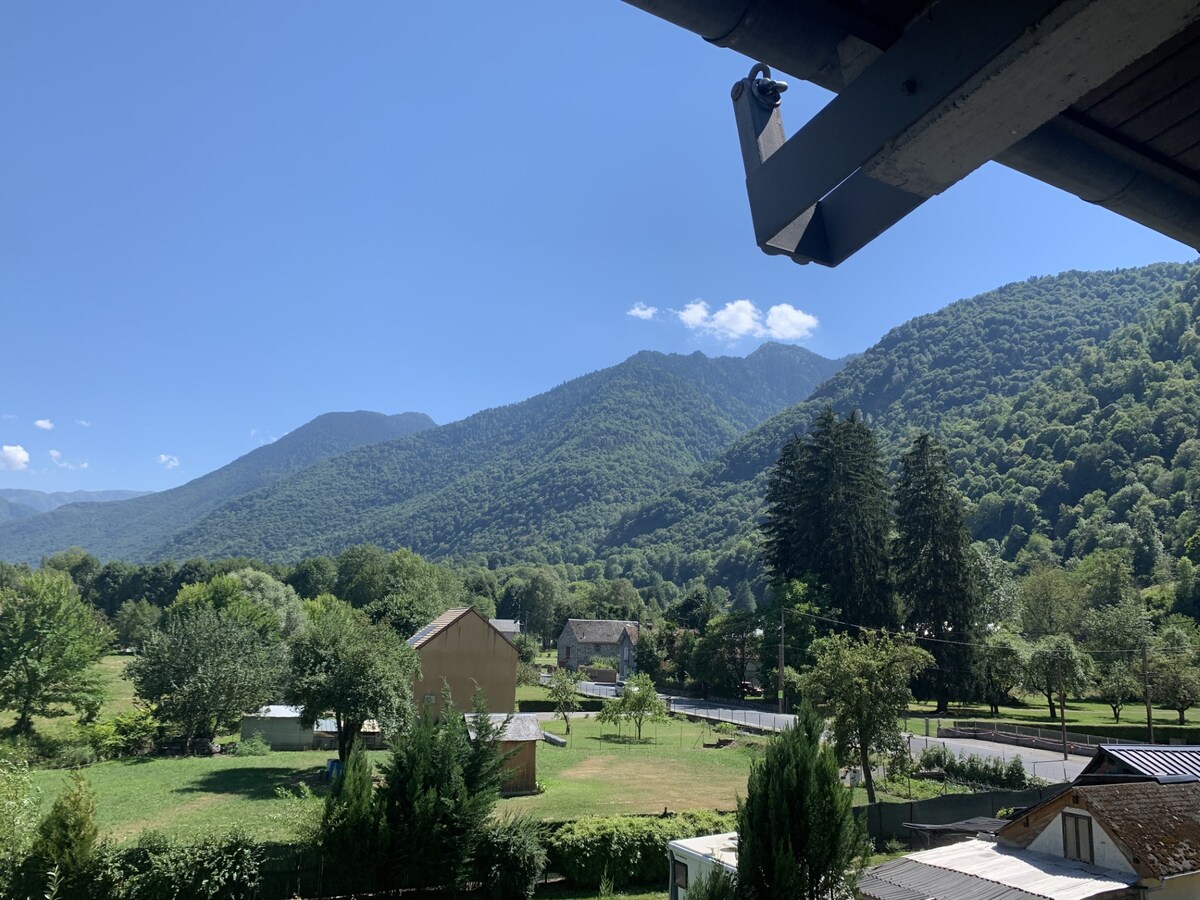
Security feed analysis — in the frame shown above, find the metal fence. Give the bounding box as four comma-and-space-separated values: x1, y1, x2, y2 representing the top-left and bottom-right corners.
939, 720, 1144, 757
857, 783, 1070, 845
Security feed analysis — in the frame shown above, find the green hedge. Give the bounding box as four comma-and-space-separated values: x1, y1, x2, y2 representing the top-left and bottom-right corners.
517, 699, 604, 713
1069, 723, 1200, 743
546, 811, 735, 888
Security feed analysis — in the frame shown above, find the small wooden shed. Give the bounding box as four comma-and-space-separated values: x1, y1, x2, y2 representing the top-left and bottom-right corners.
467, 713, 542, 796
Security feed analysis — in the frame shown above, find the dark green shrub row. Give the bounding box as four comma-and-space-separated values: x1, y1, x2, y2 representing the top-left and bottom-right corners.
1068, 723, 1200, 743
918, 747, 1028, 789
516, 699, 604, 713
546, 811, 734, 888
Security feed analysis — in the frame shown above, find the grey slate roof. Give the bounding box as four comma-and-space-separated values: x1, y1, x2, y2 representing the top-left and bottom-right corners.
489, 618, 521, 634
1081, 744, 1200, 778
561, 619, 638, 645
464, 713, 543, 742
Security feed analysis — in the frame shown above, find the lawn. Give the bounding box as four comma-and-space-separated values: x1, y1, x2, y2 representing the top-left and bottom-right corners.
29, 750, 355, 844
0, 654, 137, 739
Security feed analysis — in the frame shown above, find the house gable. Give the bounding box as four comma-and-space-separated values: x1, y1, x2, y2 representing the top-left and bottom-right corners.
409, 607, 517, 715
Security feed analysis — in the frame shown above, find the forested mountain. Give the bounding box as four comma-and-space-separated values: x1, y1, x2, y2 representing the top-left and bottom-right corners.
599, 263, 1196, 587
950, 268, 1200, 576
151, 344, 844, 563
0, 489, 152, 513
0, 497, 39, 524
0, 411, 436, 563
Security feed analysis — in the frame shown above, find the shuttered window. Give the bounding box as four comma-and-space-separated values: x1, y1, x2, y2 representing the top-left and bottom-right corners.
1063, 813, 1094, 863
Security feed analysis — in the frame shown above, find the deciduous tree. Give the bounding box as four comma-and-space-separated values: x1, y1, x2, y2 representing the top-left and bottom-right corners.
285, 598, 418, 762
595, 673, 667, 740
800, 632, 932, 803
546, 668, 581, 735
127, 606, 280, 746
0, 570, 109, 735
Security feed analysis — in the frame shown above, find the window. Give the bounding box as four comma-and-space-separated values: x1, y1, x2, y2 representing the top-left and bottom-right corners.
1063, 812, 1094, 863
673, 859, 689, 889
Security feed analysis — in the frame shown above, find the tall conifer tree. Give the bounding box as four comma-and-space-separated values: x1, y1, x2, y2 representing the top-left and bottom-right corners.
762, 408, 895, 628
894, 434, 980, 711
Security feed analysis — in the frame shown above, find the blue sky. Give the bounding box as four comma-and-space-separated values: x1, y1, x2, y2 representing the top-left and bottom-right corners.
2, 2, 1194, 492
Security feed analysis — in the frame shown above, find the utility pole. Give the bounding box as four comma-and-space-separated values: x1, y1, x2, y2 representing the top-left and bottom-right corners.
778, 607, 785, 715
1059, 659, 1068, 761
1143, 642, 1155, 744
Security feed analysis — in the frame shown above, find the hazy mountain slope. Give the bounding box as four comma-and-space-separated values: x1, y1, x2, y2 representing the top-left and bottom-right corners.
0, 489, 152, 512
156, 345, 845, 563
0, 497, 39, 524
600, 263, 1197, 574
0, 411, 436, 563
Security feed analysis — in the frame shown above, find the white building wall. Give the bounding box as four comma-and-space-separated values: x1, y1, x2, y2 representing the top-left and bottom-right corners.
1152, 873, 1200, 897
1026, 807, 1137, 875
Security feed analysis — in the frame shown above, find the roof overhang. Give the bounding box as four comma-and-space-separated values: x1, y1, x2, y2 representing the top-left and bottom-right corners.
621, 0, 1200, 266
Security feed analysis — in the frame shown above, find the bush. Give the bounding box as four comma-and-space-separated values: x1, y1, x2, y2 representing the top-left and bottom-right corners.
516, 699, 603, 713
84, 707, 159, 760
27, 773, 99, 896
918, 746, 1030, 789
516, 662, 541, 687
687, 867, 738, 900
232, 732, 272, 757
94, 829, 263, 900
0, 756, 39, 894
546, 811, 734, 888
475, 815, 547, 899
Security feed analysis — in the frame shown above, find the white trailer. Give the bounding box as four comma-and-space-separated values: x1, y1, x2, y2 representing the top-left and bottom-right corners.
667, 832, 738, 899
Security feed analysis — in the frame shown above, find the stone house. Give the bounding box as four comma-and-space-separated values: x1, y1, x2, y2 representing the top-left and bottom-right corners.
556, 618, 638, 679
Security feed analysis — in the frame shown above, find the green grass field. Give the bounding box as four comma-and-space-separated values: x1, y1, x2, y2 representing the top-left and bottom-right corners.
502, 714, 763, 820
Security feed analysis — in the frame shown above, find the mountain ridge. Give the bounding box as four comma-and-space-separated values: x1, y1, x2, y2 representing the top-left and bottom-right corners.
0, 410, 436, 563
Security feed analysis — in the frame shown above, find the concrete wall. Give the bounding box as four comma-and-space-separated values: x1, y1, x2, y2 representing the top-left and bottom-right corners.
413, 610, 517, 715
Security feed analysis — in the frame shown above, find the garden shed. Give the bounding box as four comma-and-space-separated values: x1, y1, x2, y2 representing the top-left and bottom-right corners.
240, 705, 314, 750
466, 712, 542, 796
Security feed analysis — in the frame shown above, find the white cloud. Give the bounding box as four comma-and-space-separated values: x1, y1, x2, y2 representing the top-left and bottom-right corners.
1, 445, 30, 471
157, 454, 180, 470
34, 419, 54, 430
676, 298, 819, 342
764, 304, 819, 340
49, 450, 88, 471
626, 302, 658, 321
76, 419, 91, 428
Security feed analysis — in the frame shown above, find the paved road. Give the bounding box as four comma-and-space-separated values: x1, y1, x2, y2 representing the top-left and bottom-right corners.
577, 681, 1090, 781
579, 681, 796, 732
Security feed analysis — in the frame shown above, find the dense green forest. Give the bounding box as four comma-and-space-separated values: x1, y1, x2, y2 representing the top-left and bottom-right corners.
949, 269, 1200, 575
142, 344, 843, 563
0, 411, 435, 563
599, 263, 1197, 589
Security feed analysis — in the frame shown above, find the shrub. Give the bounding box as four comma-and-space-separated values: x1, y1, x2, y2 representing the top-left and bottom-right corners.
96, 829, 263, 900
687, 867, 738, 900
714, 721, 738, 737
27, 773, 99, 896
84, 707, 159, 760
475, 815, 547, 899
589, 656, 620, 671
917, 746, 1030, 790
546, 811, 734, 888
516, 662, 541, 687
232, 732, 272, 757
0, 755, 39, 894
